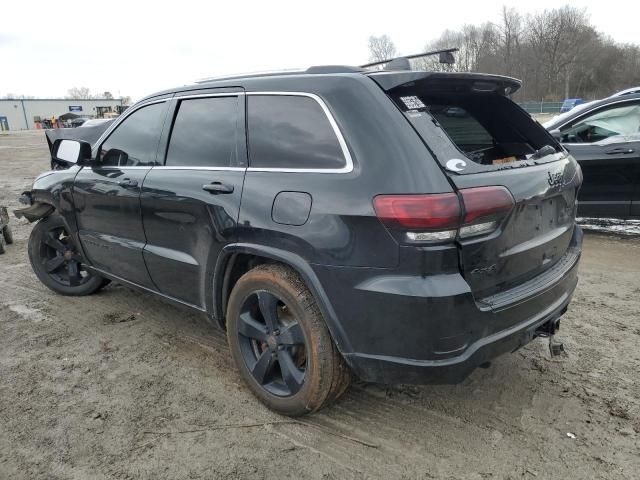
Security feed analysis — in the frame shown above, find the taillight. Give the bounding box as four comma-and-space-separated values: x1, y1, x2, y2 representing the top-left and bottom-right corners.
373, 193, 461, 242
373, 186, 514, 243
459, 186, 514, 238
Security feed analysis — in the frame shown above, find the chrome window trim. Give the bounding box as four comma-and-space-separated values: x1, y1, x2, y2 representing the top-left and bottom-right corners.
175, 92, 243, 100
87, 166, 153, 170
153, 166, 246, 171
92, 91, 354, 174
244, 91, 354, 174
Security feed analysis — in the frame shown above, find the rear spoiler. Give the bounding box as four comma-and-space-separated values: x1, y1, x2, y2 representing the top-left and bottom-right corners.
367, 71, 522, 95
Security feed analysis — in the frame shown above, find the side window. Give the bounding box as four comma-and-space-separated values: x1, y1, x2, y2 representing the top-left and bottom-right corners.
560, 102, 640, 143
165, 96, 239, 167
247, 95, 346, 169
99, 102, 167, 166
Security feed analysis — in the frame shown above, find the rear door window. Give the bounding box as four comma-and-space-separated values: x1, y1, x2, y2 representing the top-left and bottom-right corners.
247, 95, 346, 170
165, 96, 240, 167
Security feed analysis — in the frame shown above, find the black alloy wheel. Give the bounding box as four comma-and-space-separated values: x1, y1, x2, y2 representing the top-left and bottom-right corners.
39, 225, 91, 287
226, 264, 351, 416
28, 213, 109, 296
237, 290, 307, 396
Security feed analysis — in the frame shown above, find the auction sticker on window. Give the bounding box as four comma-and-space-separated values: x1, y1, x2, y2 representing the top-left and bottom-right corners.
400, 96, 426, 110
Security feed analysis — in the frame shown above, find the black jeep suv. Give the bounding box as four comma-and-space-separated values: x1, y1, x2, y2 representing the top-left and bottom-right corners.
17, 66, 583, 415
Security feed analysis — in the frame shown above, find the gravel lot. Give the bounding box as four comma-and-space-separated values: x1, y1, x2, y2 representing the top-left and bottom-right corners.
1, 131, 638, 479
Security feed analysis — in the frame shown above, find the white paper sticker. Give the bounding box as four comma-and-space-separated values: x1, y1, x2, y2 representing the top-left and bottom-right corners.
400, 96, 426, 110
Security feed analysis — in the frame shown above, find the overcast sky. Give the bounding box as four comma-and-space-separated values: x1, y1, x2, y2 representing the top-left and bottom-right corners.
1, 0, 637, 101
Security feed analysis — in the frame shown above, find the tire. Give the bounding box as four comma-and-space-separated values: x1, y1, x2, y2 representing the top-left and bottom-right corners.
28, 213, 108, 296
2, 225, 14, 244
226, 264, 350, 416
0, 233, 5, 254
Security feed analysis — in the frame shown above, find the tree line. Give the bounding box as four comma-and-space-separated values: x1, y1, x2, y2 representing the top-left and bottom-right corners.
369, 6, 640, 101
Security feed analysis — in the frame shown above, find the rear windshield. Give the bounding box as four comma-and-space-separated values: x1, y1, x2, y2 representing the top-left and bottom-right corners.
393, 92, 559, 168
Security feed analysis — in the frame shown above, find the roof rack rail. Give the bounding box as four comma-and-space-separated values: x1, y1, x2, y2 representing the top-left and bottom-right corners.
306, 65, 364, 74
195, 69, 305, 83
360, 48, 459, 70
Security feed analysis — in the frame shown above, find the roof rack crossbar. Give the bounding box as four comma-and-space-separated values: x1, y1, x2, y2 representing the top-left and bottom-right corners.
360, 48, 459, 69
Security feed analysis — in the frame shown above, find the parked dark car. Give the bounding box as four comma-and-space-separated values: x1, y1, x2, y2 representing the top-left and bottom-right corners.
560, 98, 584, 112
17, 66, 582, 415
545, 93, 640, 219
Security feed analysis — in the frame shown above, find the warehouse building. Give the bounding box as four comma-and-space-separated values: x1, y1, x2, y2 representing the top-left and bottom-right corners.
0, 98, 124, 131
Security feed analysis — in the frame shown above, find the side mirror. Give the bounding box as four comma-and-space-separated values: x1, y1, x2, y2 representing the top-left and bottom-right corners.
53, 139, 92, 166
549, 129, 563, 142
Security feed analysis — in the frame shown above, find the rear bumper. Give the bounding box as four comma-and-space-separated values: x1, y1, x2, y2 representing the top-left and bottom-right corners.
313, 226, 582, 384
343, 278, 575, 384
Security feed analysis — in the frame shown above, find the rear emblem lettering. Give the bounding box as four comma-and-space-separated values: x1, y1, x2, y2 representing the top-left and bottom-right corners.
547, 171, 564, 188
471, 264, 497, 275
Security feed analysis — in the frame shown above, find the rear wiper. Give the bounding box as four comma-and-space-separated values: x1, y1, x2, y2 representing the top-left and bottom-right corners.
531, 145, 556, 160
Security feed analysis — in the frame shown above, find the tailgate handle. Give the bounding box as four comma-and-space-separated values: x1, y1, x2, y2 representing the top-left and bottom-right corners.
202, 182, 234, 194
605, 147, 634, 155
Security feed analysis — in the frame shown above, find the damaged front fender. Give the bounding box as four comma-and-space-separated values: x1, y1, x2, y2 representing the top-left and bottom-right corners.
14, 166, 79, 223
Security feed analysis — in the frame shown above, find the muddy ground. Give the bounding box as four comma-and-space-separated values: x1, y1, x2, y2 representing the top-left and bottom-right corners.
0, 131, 638, 479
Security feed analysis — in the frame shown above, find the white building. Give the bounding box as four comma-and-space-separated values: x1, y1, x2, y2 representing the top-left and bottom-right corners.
0, 98, 124, 131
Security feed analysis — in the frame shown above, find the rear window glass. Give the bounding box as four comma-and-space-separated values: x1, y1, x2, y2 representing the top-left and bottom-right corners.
428, 106, 493, 147
394, 92, 556, 167
248, 95, 346, 169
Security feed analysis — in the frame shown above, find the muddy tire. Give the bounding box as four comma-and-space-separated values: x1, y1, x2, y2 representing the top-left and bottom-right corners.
28, 213, 108, 296
2, 225, 13, 245
226, 264, 350, 416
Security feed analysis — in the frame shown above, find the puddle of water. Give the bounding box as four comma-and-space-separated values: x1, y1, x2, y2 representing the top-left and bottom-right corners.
5, 303, 45, 322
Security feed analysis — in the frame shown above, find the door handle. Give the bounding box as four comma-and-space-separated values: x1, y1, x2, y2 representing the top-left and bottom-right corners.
202, 182, 234, 194
605, 147, 635, 155
117, 178, 138, 187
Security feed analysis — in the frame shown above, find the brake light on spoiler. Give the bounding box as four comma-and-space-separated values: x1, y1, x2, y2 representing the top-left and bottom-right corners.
373, 186, 514, 243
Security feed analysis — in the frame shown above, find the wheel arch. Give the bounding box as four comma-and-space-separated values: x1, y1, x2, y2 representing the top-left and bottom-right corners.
211, 243, 353, 354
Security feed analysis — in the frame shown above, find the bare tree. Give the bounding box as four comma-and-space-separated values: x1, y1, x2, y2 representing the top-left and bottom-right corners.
417, 4, 640, 101
497, 7, 523, 74
368, 35, 397, 63
66, 87, 93, 99
102, 91, 114, 99
120, 95, 132, 105
527, 6, 594, 99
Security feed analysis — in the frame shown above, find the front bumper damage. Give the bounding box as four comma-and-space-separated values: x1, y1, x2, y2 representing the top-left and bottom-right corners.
14, 192, 53, 223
